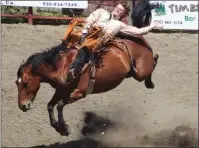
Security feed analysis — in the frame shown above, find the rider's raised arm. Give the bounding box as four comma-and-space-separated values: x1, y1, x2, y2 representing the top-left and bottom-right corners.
119, 22, 163, 35
85, 8, 108, 28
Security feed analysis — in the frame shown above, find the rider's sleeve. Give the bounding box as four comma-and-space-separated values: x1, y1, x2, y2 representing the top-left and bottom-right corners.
119, 22, 155, 35
85, 8, 107, 28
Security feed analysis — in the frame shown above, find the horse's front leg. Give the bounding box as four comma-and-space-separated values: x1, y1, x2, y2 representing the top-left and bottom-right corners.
47, 90, 62, 133
56, 98, 71, 136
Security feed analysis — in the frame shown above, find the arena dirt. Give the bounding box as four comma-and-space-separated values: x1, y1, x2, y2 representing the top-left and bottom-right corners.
1, 24, 198, 147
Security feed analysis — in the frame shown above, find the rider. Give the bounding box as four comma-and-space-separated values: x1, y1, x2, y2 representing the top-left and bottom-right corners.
65, 2, 163, 82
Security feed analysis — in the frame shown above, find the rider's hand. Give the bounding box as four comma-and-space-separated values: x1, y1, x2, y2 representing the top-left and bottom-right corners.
80, 28, 88, 44
151, 21, 164, 30
81, 24, 90, 36
82, 28, 88, 35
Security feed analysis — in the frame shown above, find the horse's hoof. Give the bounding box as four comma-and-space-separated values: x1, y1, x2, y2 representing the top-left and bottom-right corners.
59, 123, 71, 136
154, 54, 159, 61
145, 80, 155, 89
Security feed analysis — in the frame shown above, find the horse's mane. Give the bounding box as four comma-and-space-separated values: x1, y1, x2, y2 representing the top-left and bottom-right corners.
17, 43, 68, 77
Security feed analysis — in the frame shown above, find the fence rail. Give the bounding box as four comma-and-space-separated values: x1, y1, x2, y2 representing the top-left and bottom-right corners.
1, 7, 85, 24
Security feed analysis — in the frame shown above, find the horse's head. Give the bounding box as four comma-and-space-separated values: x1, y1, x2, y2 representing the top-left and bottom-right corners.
15, 43, 79, 112
16, 62, 41, 112
15, 41, 81, 112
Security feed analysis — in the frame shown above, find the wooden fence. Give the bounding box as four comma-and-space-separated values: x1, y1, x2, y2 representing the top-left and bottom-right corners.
1, 0, 135, 25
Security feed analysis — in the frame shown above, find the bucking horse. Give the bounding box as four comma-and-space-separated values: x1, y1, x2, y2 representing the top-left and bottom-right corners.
15, 0, 160, 136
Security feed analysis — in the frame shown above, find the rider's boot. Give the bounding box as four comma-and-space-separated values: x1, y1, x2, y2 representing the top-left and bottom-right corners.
66, 46, 91, 82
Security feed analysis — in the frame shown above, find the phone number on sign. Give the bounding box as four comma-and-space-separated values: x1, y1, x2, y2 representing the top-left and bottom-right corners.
154, 20, 183, 25
43, 2, 78, 7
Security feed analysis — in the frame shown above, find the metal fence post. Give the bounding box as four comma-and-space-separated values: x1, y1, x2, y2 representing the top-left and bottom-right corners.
28, 7, 33, 25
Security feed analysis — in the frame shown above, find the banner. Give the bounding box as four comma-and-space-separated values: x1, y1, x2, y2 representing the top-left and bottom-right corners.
1, 1, 88, 9
150, 1, 198, 30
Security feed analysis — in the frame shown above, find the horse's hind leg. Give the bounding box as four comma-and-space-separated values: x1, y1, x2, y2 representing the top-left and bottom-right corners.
144, 74, 154, 89
56, 98, 71, 136
144, 54, 159, 89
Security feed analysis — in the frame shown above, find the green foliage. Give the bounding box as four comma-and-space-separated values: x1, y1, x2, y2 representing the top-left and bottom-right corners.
1, 6, 27, 14
1, 6, 27, 23
37, 11, 64, 17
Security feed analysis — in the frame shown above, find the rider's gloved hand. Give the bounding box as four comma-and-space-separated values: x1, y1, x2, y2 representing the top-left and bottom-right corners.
82, 28, 88, 36
80, 24, 90, 43
150, 21, 164, 30
82, 24, 90, 34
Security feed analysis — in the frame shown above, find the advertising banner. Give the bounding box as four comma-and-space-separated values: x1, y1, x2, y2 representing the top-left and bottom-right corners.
150, 1, 198, 30
1, 1, 88, 9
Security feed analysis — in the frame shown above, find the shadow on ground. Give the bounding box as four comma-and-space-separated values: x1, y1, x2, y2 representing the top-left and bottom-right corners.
81, 111, 117, 136
31, 111, 116, 148
30, 138, 100, 148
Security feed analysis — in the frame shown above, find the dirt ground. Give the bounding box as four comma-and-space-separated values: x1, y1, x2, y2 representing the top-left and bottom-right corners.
1, 24, 198, 148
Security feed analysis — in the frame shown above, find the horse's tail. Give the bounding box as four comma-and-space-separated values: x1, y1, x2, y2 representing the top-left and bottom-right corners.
131, 0, 160, 28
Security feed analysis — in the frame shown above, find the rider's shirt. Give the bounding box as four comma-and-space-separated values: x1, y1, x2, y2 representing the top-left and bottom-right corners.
85, 8, 155, 37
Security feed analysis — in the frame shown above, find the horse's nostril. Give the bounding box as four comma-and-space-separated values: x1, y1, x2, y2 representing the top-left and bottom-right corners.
22, 105, 26, 110
28, 103, 31, 107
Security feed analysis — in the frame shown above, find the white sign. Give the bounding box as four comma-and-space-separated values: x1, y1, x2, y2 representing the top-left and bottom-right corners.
1, 1, 88, 9
150, 1, 198, 30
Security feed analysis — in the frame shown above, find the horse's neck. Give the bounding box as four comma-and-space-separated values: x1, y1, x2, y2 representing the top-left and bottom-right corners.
38, 49, 78, 84
35, 64, 56, 83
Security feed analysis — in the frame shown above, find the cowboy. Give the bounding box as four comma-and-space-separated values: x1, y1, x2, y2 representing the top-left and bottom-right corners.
65, 2, 163, 82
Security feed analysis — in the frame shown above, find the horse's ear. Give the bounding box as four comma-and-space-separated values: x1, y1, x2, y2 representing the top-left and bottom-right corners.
23, 64, 32, 73
59, 51, 65, 57
21, 60, 25, 66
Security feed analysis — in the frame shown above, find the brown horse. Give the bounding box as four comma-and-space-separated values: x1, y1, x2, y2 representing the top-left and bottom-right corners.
15, 28, 159, 136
